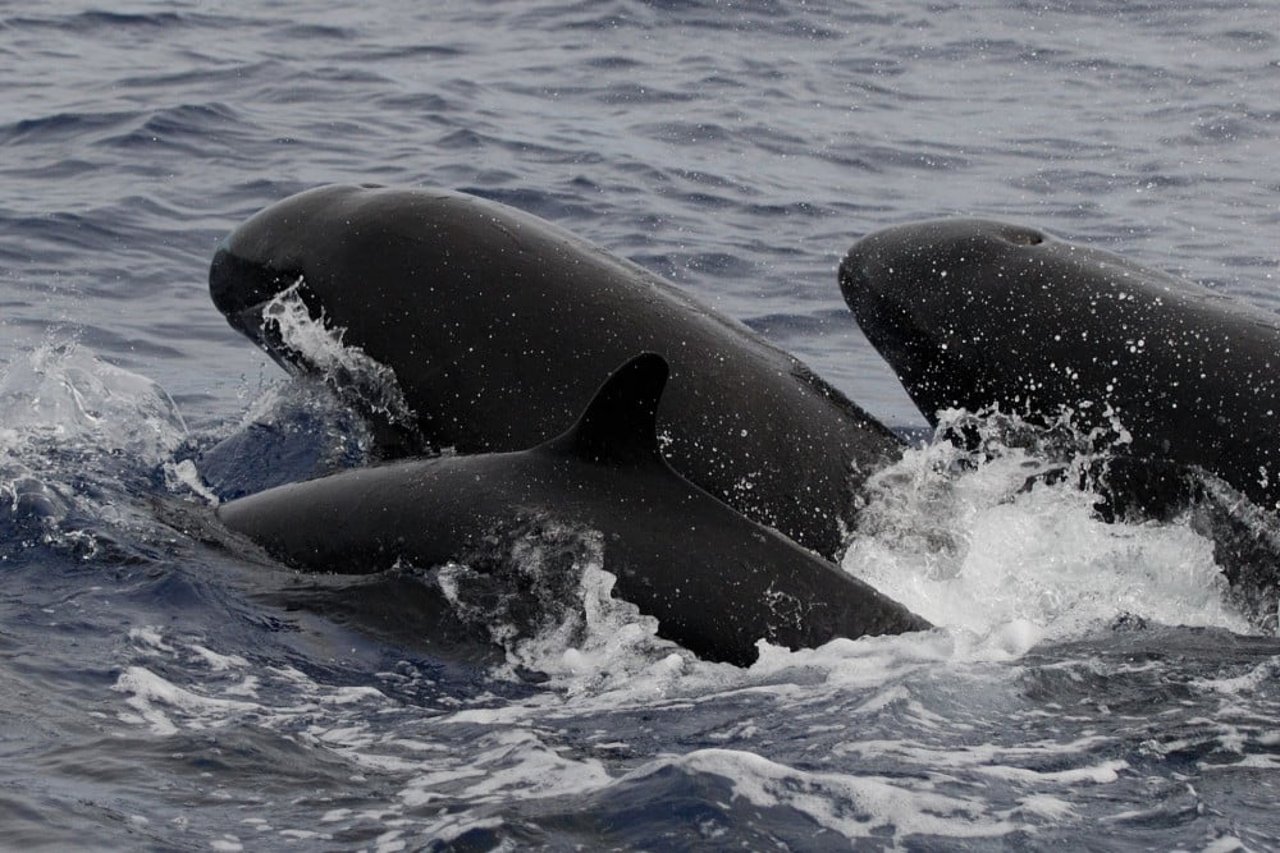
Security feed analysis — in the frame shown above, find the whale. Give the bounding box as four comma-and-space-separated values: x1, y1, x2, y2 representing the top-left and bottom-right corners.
215, 354, 930, 666
839, 218, 1280, 515
210, 184, 904, 558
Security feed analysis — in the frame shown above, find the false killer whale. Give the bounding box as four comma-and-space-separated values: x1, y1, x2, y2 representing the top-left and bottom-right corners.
215, 354, 930, 666
210, 185, 903, 558
840, 218, 1280, 516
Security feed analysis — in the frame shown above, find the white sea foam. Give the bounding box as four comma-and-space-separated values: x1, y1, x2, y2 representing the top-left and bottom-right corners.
844, 410, 1253, 642
627, 748, 1016, 840
162, 458, 219, 505
1191, 658, 1280, 695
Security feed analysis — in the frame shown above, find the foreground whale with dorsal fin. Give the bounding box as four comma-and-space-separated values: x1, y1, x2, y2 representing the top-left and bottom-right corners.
216, 354, 930, 666
209, 184, 904, 558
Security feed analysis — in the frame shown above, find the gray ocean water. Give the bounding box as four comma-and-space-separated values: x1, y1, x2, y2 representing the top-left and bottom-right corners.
3, 2, 1279, 850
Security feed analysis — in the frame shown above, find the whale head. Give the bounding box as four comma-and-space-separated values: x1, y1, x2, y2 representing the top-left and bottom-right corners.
839, 219, 1061, 423
209, 184, 397, 351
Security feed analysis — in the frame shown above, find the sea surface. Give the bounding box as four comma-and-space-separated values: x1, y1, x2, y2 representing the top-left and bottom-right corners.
3, 1, 1279, 850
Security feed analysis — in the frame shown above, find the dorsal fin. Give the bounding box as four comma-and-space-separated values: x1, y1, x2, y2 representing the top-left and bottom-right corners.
543, 353, 669, 466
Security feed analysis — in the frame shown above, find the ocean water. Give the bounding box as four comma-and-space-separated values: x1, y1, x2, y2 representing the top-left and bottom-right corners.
3, 1, 1279, 850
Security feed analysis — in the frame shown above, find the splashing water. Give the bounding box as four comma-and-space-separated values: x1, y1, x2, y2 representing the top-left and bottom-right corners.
845, 408, 1254, 641
0, 336, 190, 554
262, 279, 421, 442
0, 334, 187, 462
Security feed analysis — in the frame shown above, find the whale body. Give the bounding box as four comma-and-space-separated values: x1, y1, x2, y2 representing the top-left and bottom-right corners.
215, 354, 930, 666
840, 218, 1280, 513
210, 185, 904, 558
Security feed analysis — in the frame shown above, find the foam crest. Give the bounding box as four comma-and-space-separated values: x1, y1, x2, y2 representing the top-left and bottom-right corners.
111, 627, 622, 842
845, 408, 1253, 644
627, 748, 1017, 840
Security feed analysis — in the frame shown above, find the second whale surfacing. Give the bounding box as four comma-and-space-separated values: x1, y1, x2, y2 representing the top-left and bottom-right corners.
210, 184, 904, 559
215, 354, 930, 667
840, 218, 1280, 515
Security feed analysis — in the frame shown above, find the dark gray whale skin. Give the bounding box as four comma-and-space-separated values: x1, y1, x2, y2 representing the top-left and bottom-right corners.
215, 355, 930, 667
209, 185, 904, 559
840, 218, 1280, 513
